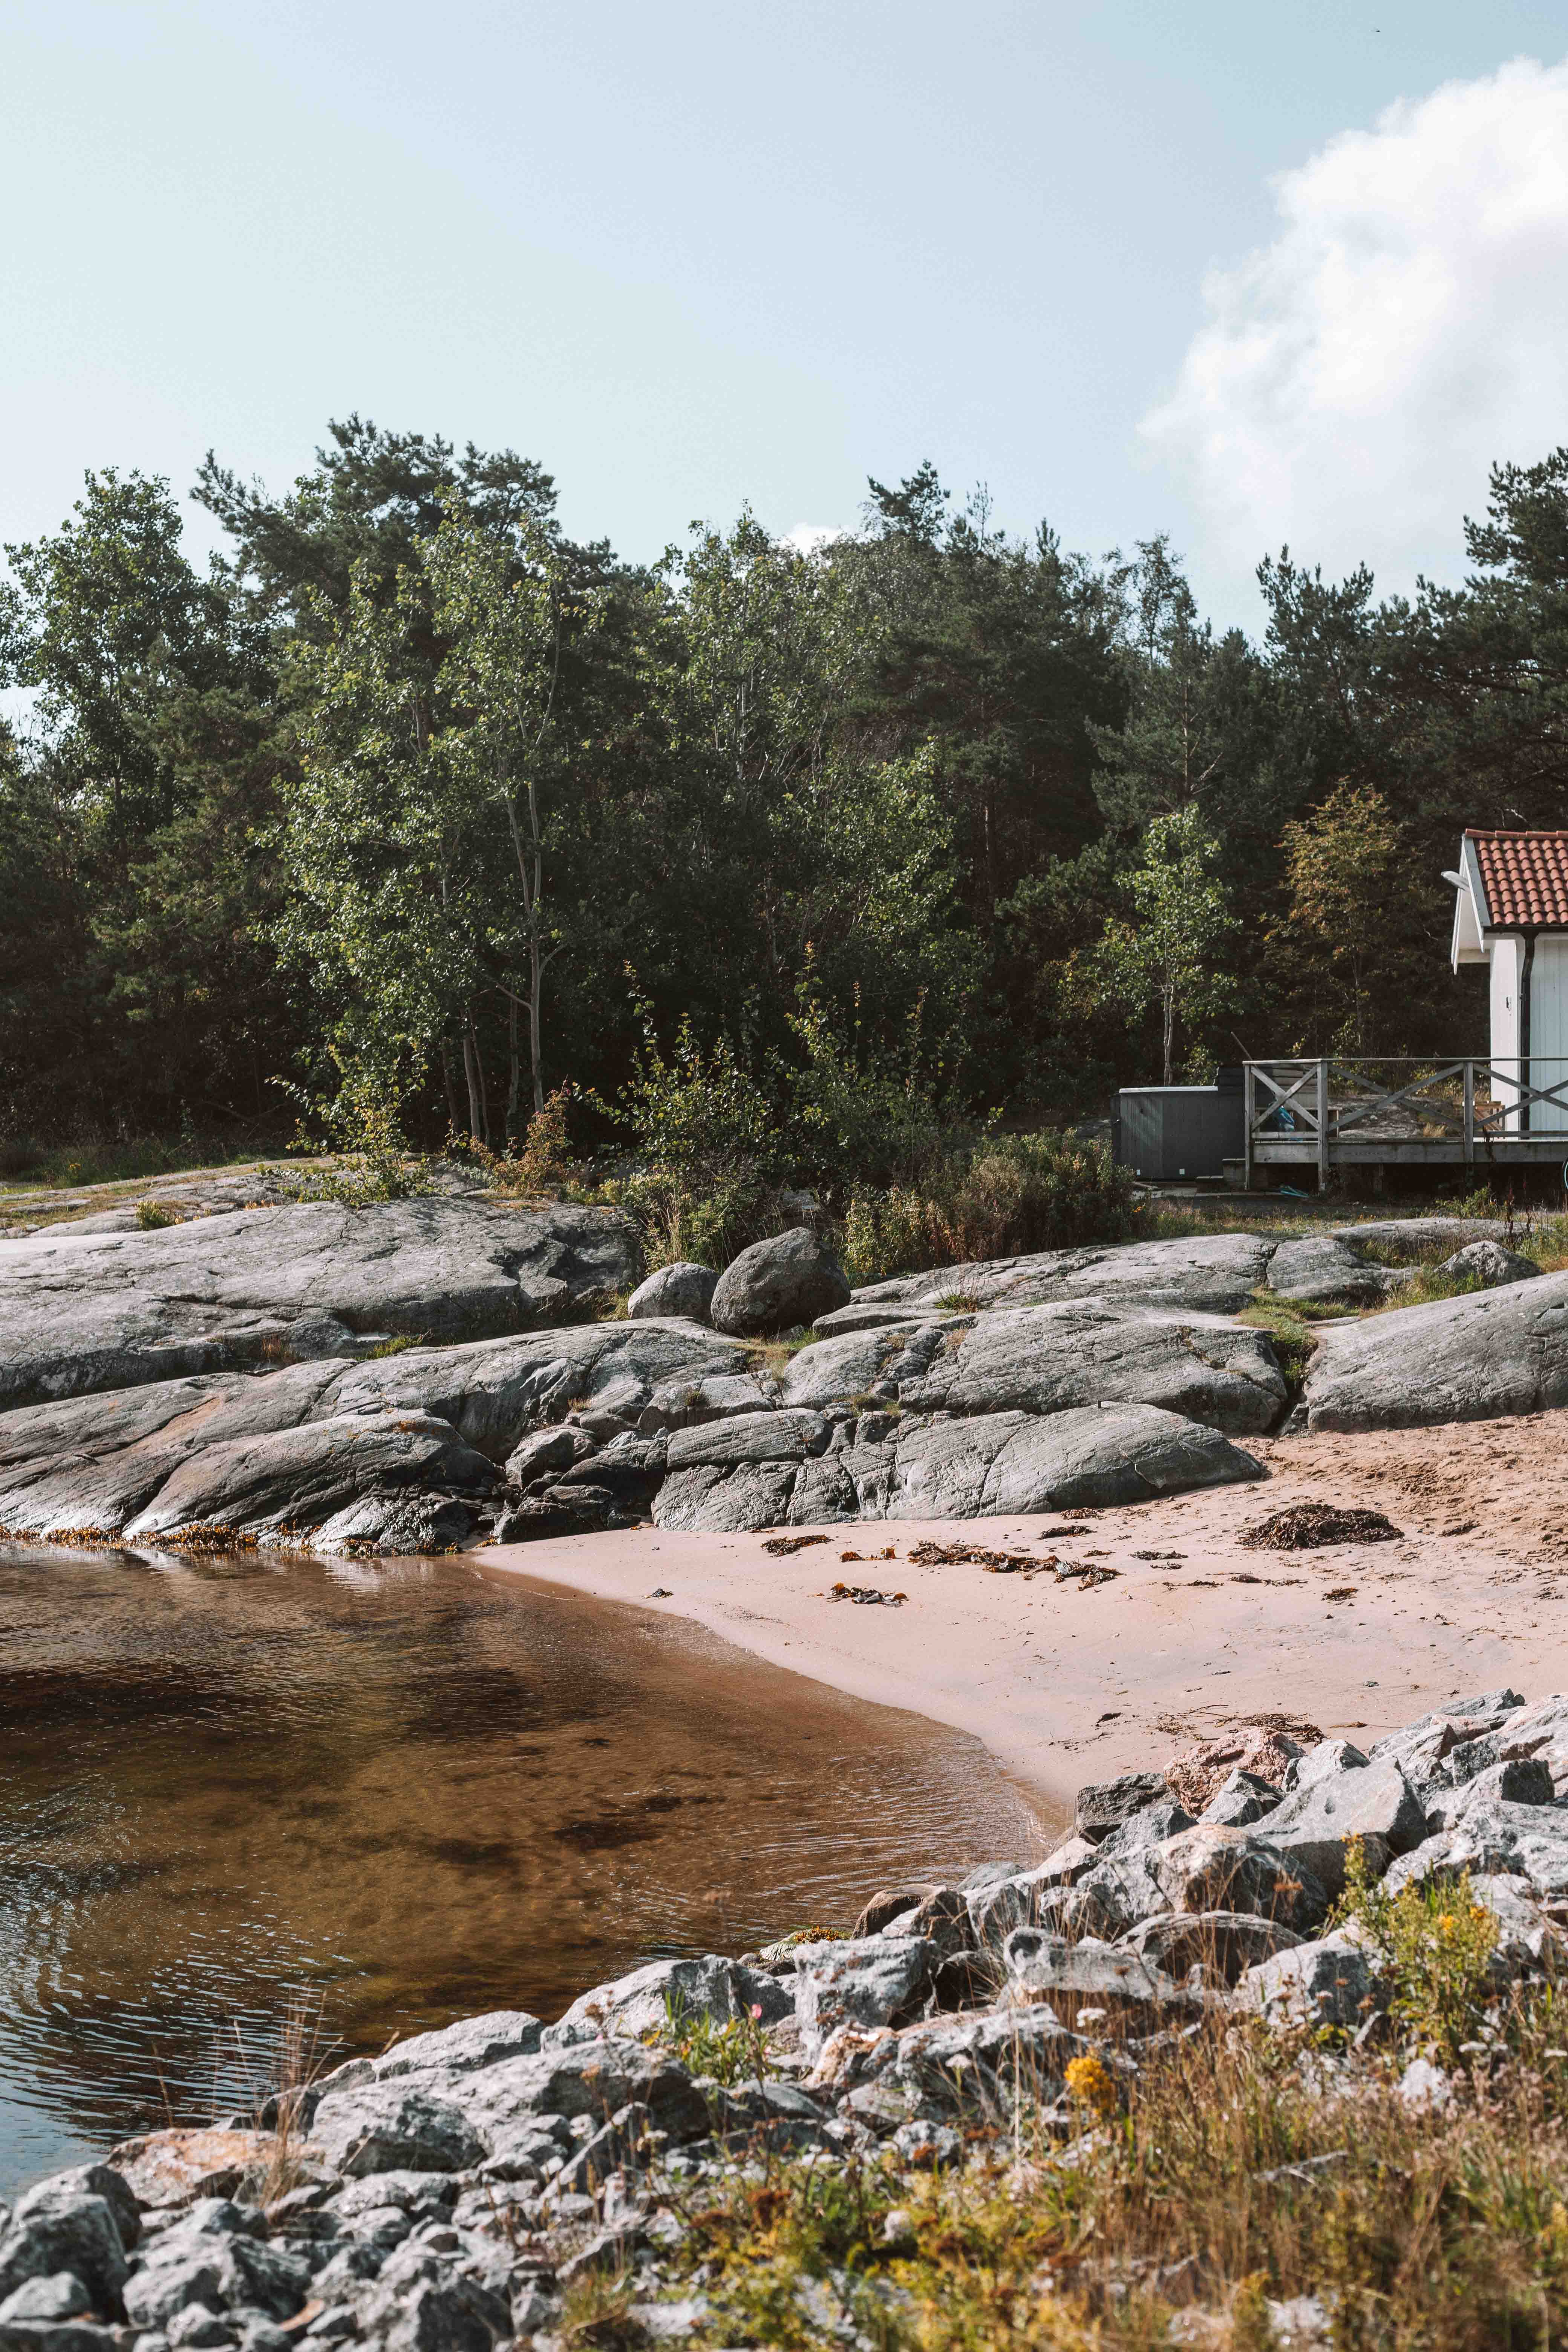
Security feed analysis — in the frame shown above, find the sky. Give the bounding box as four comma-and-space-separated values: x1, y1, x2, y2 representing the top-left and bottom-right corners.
5, 0, 1568, 630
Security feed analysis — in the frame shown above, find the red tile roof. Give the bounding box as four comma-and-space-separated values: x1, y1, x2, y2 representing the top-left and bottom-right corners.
1468, 830, 1568, 927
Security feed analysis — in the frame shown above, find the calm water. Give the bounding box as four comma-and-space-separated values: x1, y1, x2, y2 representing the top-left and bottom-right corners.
0, 1544, 1043, 2197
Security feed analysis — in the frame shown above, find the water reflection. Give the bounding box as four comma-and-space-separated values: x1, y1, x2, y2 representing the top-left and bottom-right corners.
0, 1544, 1042, 2196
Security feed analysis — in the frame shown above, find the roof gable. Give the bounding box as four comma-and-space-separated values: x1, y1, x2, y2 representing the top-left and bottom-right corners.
1465, 830, 1568, 928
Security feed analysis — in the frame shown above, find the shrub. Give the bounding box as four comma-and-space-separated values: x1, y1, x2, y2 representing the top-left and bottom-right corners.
1338, 1835, 1497, 2061
275, 1049, 430, 1208
135, 1200, 178, 1230
841, 1133, 1137, 1285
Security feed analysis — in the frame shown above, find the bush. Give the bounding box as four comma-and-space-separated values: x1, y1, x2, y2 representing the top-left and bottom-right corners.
841, 1132, 1137, 1285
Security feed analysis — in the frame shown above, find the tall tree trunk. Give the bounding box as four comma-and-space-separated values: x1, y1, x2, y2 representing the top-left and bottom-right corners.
506, 996, 523, 1144
472, 1020, 493, 1149
461, 1024, 484, 1143
439, 1038, 460, 1138
1162, 986, 1175, 1087
528, 929, 545, 1116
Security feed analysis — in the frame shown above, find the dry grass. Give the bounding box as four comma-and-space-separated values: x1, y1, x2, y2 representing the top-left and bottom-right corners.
626, 1997, 1568, 2350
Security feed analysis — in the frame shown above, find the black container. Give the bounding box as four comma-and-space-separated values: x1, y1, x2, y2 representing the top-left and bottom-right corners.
1113, 1071, 1245, 1181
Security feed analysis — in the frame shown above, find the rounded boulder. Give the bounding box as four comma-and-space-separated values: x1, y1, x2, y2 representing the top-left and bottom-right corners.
709, 1227, 851, 1337
626, 1261, 720, 1322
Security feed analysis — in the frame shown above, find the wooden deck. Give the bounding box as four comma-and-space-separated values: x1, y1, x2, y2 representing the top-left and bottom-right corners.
1244, 1058, 1568, 1186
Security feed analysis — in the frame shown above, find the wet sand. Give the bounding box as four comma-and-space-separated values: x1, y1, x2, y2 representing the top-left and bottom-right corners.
485, 1409, 1568, 1818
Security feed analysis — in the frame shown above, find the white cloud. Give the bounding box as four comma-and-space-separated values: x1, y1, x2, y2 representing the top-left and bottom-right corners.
781, 522, 845, 556
1142, 58, 1568, 611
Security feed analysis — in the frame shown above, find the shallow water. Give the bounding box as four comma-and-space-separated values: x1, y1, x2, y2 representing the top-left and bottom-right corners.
0, 1543, 1043, 2197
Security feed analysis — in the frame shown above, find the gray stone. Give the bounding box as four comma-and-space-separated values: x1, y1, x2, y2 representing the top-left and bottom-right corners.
709, 1229, 850, 1337
0, 2326, 126, 2352
779, 1326, 951, 1411
1436, 1239, 1541, 1288
1239, 1930, 1387, 2029
1303, 1268, 1568, 1433
313, 2011, 544, 2104
332, 1319, 749, 1460
1096, 1801, 1195, 1859
352, 2268, 508, 2352
637, 1372, 776, 1433
898, 1303, 1287, 1434
626, 1265, 719, 1323
1200, 1770, 1284, 1829
453, 2045, 709, 2146
0, 1198, 639, 1411
1149, 1826, 1329, 1929
1428, 1755, 1556, 1830
0, 2277, 92, 2323
1000, 1929, 1178, 2022
852, 1881, 939, 1937
810, 1304, 947, 1337
1120, 1910, 1305, 1987
12, 2177, 136, 2260
1263, 1755, 1426, 1899
0, 2193, 129, 2318
864, 2005, 1074, 2117
541, 1954, 790, 2048
1267, 1236, 1396, 1308
122, 2235, 309, 2332
307, 2086, 485, 2178
502, 1426, 592, 1485
1288, 1738, 1371, 1792
872, 1405, 1263, 1521
122, 1411, 497, 1545
856, 1231, 1276, 1317
792, 1936, 937, 2058
1076, 1772, 1171, 1841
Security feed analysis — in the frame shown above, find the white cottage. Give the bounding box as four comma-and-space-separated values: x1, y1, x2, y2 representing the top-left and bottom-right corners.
1450, 828, 1568, 1129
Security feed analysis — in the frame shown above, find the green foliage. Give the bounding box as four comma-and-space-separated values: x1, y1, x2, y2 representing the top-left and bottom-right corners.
1234, 1294, 1324, 1394
1338, 1836, 1498, 2062
275, 1046, 430, 1207
1090, 804, 1239, 1084
657, 1991, 772, 2088
841, 1133, 1137, 1285
21, 417, 1568, 1156
134, 1201, 177, 1230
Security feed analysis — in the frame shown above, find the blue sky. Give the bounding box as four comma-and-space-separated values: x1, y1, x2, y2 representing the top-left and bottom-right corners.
6, 0, 1568, 627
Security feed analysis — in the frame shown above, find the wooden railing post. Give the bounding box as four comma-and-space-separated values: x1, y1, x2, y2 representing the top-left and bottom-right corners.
1316, 1058, 1330, 1190
1464, 1061, 1475, 1168
1243, 1064, 1253, 1191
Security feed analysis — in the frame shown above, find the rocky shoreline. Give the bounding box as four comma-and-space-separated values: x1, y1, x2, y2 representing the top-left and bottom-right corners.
0, 1200, 1553, 1553
5, 1686, 1568, 2350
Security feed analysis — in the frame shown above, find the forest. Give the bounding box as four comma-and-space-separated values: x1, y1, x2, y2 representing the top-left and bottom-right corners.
3, 419, 1567, 1219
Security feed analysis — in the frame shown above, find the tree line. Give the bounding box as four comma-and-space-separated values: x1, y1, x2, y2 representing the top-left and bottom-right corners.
3, 419, 1567, 1160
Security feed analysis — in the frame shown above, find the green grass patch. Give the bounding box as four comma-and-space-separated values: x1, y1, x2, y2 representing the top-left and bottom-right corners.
1236, 1291, 1337, 1395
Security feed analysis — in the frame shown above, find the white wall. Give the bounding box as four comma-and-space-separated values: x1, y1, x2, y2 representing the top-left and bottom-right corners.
1491, 934, 1523, 1132
1530, 937, 1568, 1129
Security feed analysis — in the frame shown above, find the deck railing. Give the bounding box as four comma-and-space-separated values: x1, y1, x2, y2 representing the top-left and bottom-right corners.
1243, 1057, 1568, 1184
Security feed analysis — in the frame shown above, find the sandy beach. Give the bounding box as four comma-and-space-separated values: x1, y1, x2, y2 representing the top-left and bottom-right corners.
483, 1409, 1568, 1831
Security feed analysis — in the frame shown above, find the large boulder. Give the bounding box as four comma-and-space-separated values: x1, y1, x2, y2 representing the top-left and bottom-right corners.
855, 1231, 1276, 1317
541, 1954, 790, 2048
1303, 1268, 1568, 1432
893, 1302, 1287, 1433
1267, 1236, 1396, 1308
710, 1228, 851, 1337
626, 1263, 719, 1322
1437, 1239, 1541, 1288
0, 1197, 640, 1410
121, 1410, 498, 1545
652, 1401, 1262, 1532
1261, 1754, 1427, 1899
1239, 1929, 1387, 2029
